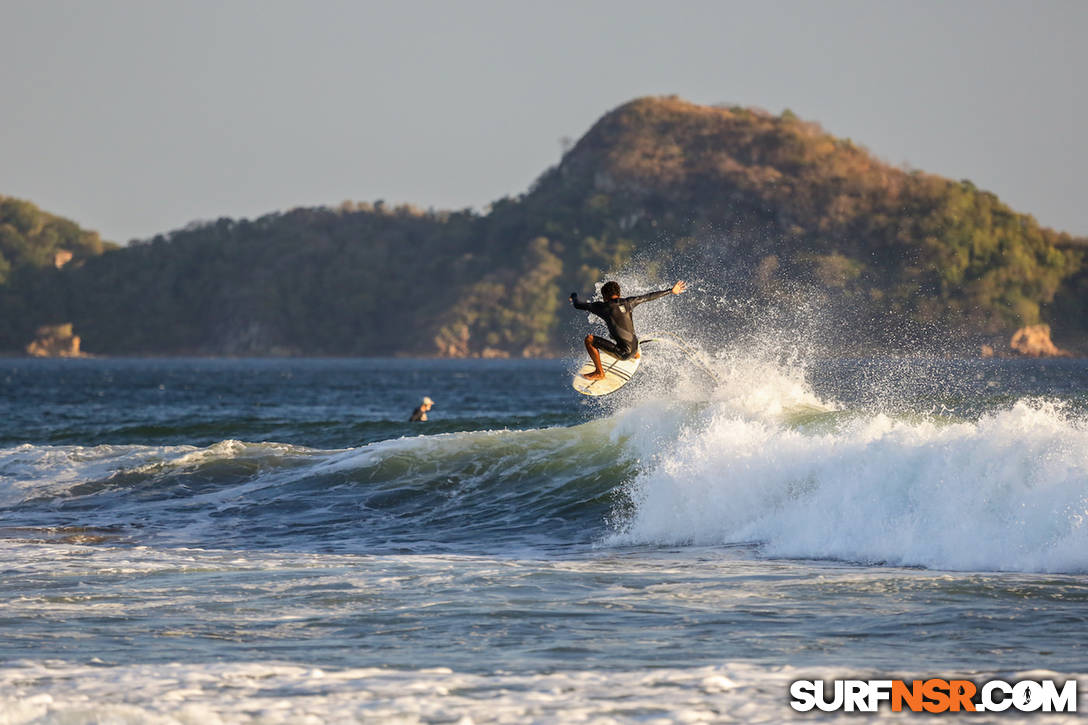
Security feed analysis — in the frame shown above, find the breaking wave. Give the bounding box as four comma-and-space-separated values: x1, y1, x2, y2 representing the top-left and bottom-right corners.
3, 330, 1087, 573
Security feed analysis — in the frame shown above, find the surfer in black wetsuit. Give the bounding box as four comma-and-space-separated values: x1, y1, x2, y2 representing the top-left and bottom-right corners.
570, 280, 687, 381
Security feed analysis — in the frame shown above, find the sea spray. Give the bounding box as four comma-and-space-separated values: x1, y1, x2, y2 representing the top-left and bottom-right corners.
4, 351, 1087, 573
571, 268, 1088, 572
4, 356, 1088, 714
607, 397, 1088, 573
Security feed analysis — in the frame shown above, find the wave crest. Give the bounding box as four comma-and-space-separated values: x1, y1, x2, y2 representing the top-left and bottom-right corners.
608, 398, 1088, 573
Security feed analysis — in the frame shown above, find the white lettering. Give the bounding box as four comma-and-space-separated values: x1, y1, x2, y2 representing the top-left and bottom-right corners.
790, 677, 1076, 714
868, 680, 893, 710
789, 680, 817, 712
981, 680, 1012, 712
816, 680, 844, 712
1041, 680, 1077, 712
844, 680, 868, 712
1013, 681, 1044, 712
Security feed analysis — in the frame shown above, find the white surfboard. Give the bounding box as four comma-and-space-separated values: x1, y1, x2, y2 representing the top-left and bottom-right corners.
572, 349, 642, 396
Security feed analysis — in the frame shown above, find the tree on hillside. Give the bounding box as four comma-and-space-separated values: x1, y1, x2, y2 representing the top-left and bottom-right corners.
1, 97, 1084, 356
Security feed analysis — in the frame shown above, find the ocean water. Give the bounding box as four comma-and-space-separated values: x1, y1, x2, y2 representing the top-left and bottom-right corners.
2, 353, 1088, 723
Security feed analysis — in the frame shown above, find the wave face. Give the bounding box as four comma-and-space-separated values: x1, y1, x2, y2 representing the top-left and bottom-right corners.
0, 422, 636, 554
4, 353, 1088, 571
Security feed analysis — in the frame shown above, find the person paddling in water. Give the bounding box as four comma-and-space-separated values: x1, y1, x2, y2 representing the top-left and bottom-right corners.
570, 280, 687, 381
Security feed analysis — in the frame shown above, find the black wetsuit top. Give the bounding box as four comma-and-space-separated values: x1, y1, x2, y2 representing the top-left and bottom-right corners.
409, 406, 426, 422
572, 289, 671, 358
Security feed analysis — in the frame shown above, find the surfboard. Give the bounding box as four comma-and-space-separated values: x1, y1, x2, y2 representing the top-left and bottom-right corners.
572, 349, 641, 396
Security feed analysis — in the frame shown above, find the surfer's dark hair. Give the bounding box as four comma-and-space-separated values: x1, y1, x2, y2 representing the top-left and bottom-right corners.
601, 281, 621, 298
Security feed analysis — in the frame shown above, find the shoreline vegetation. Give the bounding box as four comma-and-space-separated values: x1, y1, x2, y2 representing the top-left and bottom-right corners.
2, 96, 1086, 359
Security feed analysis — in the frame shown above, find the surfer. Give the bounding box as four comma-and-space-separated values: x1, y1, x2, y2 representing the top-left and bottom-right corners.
570, 280, 687, 381
409, 396, 434, 422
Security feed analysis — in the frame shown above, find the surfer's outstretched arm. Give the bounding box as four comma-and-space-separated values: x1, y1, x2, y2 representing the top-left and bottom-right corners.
626, 280, 687, 307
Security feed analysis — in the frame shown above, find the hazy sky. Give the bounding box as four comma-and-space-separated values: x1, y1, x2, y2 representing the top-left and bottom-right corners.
3, 0, 1085, 243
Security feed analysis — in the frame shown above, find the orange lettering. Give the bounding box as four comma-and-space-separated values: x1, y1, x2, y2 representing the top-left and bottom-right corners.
892, 680, 924, 712
922, 679, 951, 713
949, 680, 977, 712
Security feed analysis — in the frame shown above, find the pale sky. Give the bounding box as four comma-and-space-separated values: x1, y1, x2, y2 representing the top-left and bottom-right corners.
2, 0, 1085, 243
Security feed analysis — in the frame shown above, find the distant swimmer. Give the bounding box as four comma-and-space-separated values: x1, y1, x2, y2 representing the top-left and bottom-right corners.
570, 280, 687, 381
409, 396, 434, 422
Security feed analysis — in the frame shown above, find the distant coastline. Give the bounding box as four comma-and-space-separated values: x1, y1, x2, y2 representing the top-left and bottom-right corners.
2, 97, 1085, 359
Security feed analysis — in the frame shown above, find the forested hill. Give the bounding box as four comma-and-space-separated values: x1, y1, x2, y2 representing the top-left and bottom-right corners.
2, 96, 1086, 357
0, 197, 116, 283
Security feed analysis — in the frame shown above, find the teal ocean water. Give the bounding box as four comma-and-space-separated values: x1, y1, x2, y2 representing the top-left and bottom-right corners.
2, 354, 1088, 722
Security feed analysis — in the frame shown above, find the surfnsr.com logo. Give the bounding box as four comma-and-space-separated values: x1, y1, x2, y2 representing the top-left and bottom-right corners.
789, 679, 1077, 713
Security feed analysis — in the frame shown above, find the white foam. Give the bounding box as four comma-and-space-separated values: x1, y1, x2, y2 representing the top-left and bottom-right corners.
0, 443, 194, 506
609, 397, 1088, 573
0, 439, 333, 510
580, 272, 1088, 573
7, 659, 1081, 725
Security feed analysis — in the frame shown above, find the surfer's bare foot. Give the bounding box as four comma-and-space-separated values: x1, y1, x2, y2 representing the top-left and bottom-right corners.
583, 370, 606, 381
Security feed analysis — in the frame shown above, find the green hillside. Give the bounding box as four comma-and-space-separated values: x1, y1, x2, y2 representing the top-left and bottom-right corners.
0, 196, 115, 283
523, 98, 1083, 347
1, 97, 1084, 356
